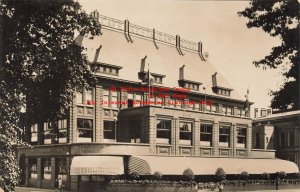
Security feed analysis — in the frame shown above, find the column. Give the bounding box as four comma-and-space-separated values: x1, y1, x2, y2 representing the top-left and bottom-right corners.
172, 118, 180, 155
69, 92, 77, 143
231, 123, 237, 157
37, 157, 42, 188
193, 120, 200, 156
246, 125, 252, 157
66, 156, 71, 191
50, 158, 56, 188
148, 116, 156, 155
212, 121, 219, 156
95, 86, 103, 142
25, 158, 29, 186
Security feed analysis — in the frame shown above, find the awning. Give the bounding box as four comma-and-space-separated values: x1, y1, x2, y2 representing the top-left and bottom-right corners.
128, 156, 299, 175
70, 156, 124, 175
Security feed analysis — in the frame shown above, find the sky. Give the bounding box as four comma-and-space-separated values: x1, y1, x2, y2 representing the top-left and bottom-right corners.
78, 0, 284, 113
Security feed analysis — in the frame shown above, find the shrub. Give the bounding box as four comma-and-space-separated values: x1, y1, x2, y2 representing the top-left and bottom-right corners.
153, 171, 163, 180
129, 171, 139, 180
262, 172, 270, 180
277, 171, 287, 179
183, 168, 194, 181
215, 167, 226, 182
240, 171, 249, 181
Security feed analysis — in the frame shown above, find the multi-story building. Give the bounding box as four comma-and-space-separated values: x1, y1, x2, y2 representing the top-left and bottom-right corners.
253, 110, 300, 169
17, 12, 298, 192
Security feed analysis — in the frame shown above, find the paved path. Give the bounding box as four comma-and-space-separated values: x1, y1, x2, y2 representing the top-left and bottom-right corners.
15, 187, 56, 192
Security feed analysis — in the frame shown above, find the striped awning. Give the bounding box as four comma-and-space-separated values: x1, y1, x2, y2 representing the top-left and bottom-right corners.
70, 156, 124, 175
128, 156, 299, 175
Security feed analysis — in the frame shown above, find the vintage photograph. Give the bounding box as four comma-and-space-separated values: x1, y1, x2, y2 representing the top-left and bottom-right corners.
0, 0, 299, 192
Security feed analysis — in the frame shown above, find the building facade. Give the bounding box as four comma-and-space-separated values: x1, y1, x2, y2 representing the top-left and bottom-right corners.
17, 12, 299, 191
253, 110, 300, 169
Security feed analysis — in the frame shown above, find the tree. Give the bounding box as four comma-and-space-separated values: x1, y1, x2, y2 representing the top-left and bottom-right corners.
239, 0, 299, 110
183, 168, 194, 181
0, 0, 100, 191
215, 167, 226, 182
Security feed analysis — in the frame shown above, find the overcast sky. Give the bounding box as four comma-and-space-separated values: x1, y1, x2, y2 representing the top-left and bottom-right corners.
78, 0, 284, 112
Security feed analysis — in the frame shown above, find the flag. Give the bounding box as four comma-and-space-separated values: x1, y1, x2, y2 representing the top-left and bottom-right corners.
244, 88, 250, 112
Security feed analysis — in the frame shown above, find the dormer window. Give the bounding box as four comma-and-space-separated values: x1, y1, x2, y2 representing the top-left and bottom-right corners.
178, 79, 201, 91
92, 62, 122, 76
151, 73, 165, 84
217, 88, 231, 96
178, 64, 201, 91
211, 72, 233, 96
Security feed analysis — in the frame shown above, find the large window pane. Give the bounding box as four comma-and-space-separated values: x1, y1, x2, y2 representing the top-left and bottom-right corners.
219, 126, 230, 147
104, 121, 116, 141
156, 119, 171, 144
237, 127, 247, 148
179, 122, 192, 145
77, 119, 93, 142
29, 158, 37, 179
200, 124, 212, 146
42, 158, 51, 180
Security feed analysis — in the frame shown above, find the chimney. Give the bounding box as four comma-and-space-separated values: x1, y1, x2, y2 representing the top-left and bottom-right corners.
93, 45, 102, 63
212, 72, 217, 87
179, 65, 185, 80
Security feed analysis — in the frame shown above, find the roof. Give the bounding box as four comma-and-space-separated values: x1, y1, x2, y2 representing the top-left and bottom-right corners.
254, 110, 300, 123
78, 14, 244, 101
129, 156, 299, 175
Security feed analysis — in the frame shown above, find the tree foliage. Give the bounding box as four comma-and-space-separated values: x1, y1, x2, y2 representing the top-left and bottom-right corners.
239, 0, 299, 110
215, 167, 226, 182
0, 0, 100, 191
183, 168, 194, 181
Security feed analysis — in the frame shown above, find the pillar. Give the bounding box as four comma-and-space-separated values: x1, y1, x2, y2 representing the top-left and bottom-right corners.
231, 123, 237, 157
172, 118, 180, 155
95, 86, 104, 142
149, 116, 156, 155
246, 125, 252, 157
37, 157, 42, 188
193, 120, 200, 156
25, 158, 29, 186
50, 157, 56, 188
212, 122, 219, 156
69, 92, 77, 143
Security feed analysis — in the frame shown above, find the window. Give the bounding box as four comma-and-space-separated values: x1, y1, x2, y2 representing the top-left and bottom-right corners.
289, 132, 295, 147
104, 121, 116, 141
29, 158, 37, 179
130, 120, 141, 143
135, 93, 142, 107
127, 93, 134, 108
111, 91, 118, 108
95, 64, 121, 76
218, 88, 231, 96
211, 104, 217, 113
261, 109, 267, 117
151, 73, 165, 84
86, 89, 93, 102
156, 119, 171, 144
279, 132, 285, 147
223, 105, 233, 115
237, 127, 247, 148
179, 122, 192, 145
58, 119, 67, 143
42, 158, 51, 180
76, 91, 83, 104
31, 124, 38, 143
43, 123, 52, 144
255, 133, 260, 148
103, 89, 109, 107
193, 102, 200, 111
200, 124, 212, 146
56, 158, 67, 184
77, 119, 93, 142
184, 82, 199, 91
219, 126, 230, 147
